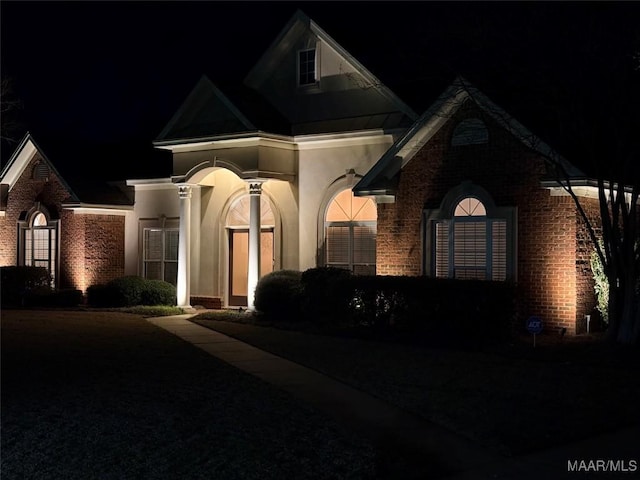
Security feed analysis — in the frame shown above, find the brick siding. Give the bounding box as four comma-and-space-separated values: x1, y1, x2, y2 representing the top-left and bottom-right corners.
376, 102, 598, 334
0, 152, 125, 292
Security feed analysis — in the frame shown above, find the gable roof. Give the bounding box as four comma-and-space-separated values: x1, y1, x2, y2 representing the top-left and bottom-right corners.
154, 76, 292, 145
353, 77, 587, 197
244, 9, 417, 128
155, 10, 418, 145
0, 133, 134, 208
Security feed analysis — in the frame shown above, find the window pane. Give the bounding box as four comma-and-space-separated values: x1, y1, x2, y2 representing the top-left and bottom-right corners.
353, 225, 376, 264
454, 221, 486, 279
326, 226, 350, 264
165, 230, 179, 261
164, 262, 178, 286
145, 261, 162, 281
454, 197, 486, 217
144, 229, 163, 261
299, 49, 316, 85
227, 196, 274, 227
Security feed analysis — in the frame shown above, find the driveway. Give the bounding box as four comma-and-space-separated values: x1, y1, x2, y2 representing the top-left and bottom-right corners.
1, 310, 376, 480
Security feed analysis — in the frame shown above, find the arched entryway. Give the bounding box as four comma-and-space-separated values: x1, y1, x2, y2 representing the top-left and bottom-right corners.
226, 194, 275, 306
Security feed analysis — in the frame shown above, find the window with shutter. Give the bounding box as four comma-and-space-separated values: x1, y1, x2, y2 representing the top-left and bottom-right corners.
430, 194, 512, 281
325, 189, 376, 274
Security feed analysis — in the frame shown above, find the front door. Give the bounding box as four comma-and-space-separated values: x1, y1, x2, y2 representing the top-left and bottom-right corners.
228, 228, 274, 306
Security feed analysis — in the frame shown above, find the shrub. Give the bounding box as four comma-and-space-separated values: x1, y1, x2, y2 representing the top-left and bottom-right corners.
1, 266, 51, 307
25, 288, 83, 308
88, 276, 177, 307
590, 243, 609, 325
86, 284, 113, 307
300, 267, 353, 326
141, 279, 176, 306
254, 270, 302, 320
105, 276, 147, 307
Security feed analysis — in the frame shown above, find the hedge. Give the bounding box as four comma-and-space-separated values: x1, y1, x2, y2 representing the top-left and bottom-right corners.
254, 270, 302, 321
1, 266, 52, 307
87, 276, 176, 307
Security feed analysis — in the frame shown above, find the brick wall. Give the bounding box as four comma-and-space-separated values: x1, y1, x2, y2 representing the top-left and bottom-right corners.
376, 102, 596, 334
0, 153, 71, 269
1, 152, 125, 292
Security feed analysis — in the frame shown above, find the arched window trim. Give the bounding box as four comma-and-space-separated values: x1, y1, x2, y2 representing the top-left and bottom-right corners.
423, 182, 517, 281
322, 185, 377, 275
18, 206, 59, 286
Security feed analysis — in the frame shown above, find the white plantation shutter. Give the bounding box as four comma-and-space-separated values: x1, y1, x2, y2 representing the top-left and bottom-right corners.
454, 221, 487, 279
326, 226, 350, 265
143, 228, 179, 285
435, 221, 449, 278
491, 220, 507, 281
325, 189, 377, 274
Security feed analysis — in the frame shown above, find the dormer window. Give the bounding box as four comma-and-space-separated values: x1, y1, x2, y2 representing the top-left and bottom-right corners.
298, 48, 317, 86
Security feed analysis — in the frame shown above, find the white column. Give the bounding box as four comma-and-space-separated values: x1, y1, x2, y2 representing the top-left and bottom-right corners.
247, 181, 263, 310
177, 184, 192, 308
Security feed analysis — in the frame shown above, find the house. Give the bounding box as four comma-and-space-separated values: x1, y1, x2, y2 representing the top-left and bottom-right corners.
0, 10, 603, 334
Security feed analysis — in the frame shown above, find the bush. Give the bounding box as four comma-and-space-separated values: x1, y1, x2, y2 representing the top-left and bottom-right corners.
1, 266, 51, 307
300, 267, 353, 325
141, 279, 176, 306
86, 284, 113, 307
87, 276, 176, 307
25, 288, 83, 308
254, 270, 302, 320
347, 276, 516, 346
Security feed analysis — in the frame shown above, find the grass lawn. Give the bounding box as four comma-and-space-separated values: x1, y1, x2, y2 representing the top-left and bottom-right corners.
1, 310, 378, 480
193, 311, 640, 457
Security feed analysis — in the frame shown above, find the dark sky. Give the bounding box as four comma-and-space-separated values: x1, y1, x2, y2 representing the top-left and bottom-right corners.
2, 1, 639, 178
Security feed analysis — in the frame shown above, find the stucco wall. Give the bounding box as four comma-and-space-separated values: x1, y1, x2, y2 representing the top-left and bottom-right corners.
297, 135, 395, 271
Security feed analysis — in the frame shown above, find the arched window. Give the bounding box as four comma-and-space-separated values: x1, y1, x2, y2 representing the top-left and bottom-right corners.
21, 209, 57, 285
325, 189, 377, 275
451, 118, 489, 146
426, 185, 515, 281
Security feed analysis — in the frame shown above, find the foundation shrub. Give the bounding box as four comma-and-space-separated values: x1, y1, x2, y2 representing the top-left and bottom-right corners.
254, 270, 302, 321
300, 267, 353, 325
347, 276, 516, 346
25, 288, 84, 307
0, 266, 51, 307
88, 276, 176, 307
86, 284, 113, 307
141, 279, 177, 306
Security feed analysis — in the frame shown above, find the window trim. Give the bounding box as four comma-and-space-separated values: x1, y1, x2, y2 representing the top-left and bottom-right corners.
18, 206, 59, 287
297, 46, 320, 88
322, 185, 377, 275
138, 217, 179, 285
423, 183, 517, 281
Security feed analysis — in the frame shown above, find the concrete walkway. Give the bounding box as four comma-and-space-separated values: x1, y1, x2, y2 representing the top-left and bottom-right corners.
148, 315, 640, 479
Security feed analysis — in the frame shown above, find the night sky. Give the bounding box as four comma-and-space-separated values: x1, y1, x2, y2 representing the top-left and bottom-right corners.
2, 1, 639, 180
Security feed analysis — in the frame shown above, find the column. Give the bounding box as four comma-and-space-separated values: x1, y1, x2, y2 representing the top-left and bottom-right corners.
177, 184, 192, 308
247, 181, 263, 310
